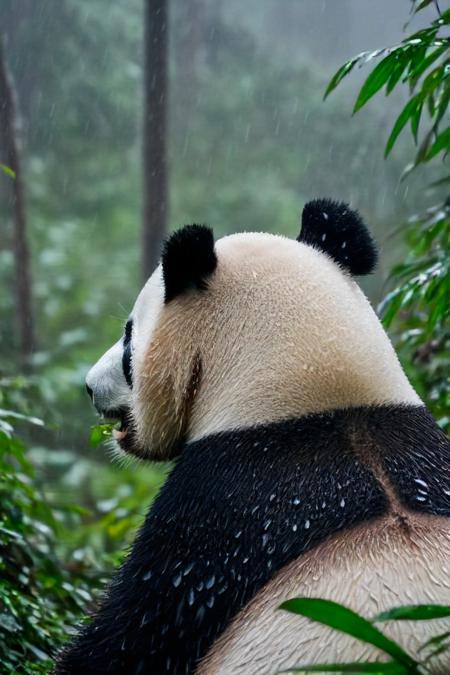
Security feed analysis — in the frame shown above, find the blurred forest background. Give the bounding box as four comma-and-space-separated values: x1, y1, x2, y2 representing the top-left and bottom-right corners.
0, 0, 449, 671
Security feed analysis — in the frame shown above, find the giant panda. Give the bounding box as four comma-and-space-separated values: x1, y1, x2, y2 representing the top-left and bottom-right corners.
56, 199, 450, 674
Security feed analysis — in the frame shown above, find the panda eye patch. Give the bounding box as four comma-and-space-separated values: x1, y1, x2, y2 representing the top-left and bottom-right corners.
122, 320, 133, 388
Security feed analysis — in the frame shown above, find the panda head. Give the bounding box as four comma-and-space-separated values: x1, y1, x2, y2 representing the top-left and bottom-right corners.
85, 199, 420, 461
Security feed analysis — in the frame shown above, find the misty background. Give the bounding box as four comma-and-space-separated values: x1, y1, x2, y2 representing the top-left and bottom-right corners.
0, 0, 441, 557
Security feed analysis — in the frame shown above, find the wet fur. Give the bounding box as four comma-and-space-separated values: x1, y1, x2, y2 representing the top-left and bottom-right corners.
55, 405, 450, 674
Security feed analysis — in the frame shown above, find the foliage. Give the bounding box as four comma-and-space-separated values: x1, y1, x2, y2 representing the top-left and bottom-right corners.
0, 163, 15, 179
0, 396, 99, 673
280, 598, 450, 673
284, 3, 450, 671
1, 0, 449, 671
0, 0, 428, 447
0, 379, 166, 672
326, 0, 450, 431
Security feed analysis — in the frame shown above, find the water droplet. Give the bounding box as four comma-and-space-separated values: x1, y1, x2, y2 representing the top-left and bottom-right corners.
205, 574, 215, 589
183, 562, 194, 576
321, 233, 327, 241
206, 595, 215, 608
269, 493, 276, 501
292, 523, 298, 532
188, 588, 195, 606
323, 212, 329, 220
172, 572, 182, 588
340, 498, 345, 508
293, 497, 300, 505
262, 533, 269, 547
142, 570, 152, 581
217, 581, 228, 594
304, 519, 310, 529
415, 495, 427, 502
140, 612, 150, 627
263, 519, 272, 530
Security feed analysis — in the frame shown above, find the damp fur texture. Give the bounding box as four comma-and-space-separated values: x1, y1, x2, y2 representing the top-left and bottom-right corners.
55, 406, 450, 674
299, 198, 378, 275
70, 215, 448, 675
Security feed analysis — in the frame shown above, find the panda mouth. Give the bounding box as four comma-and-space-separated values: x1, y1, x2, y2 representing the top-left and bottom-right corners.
102, 407, 134, 449
112, 420, 129, 441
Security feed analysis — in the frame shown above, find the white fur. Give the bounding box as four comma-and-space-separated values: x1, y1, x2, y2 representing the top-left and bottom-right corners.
84, 231, 443, 672
198, 515, 450, 674
86, 232, 420, 446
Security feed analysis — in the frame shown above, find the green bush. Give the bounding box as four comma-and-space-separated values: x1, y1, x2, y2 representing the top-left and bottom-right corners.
326, 0, 450, 431
0, 392, 102, 673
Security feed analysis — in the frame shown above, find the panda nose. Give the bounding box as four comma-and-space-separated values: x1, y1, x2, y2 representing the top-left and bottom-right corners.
86, 383, 94, 401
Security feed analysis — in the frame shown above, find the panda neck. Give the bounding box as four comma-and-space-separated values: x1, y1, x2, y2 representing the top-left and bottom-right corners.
188, 356, 421, 442
57, 404, 450, 675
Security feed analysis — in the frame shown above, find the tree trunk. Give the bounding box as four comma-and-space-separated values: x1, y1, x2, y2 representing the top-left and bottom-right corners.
0, 34, 34, 369
142, 0, 169, 280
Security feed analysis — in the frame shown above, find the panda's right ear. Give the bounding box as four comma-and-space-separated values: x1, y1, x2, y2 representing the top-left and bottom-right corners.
161, 224, 217, 303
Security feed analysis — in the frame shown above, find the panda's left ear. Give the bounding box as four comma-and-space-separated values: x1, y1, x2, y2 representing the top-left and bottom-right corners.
162, 224, 217, 303
298, 199, 378, 276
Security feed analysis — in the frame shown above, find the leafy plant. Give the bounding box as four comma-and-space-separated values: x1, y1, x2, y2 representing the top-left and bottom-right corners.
326, 0, 450, 431
0, 403, 101, 673
280, 598, 450, 674
0, 163, 15, 179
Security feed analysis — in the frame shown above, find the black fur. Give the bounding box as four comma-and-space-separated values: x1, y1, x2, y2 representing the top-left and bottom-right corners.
162, 225, 217, 303
298, 199, 378, 275
374, 407, 450, 514
56, 405, 450, 675
122, 320, 133, 388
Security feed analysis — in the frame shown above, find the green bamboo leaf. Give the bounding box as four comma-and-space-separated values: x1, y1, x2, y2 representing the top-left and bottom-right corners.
380, 290, 404, 327
411, 101, 423, 143
0, 163, 16, 179
324, 55, 366, 99
426, 126, 450, 159
414, 127, 435, 165
413, 0, 434, 12
419, 630, 450, 652
408, 44, 449, 84
280, 662, 406, 673
90, 423, 115, 447
373, 605, 450, 622
386, 60, 407, 95
280, 599, 418, 670
385, 95, 423, 157
354, 54, 398, 112
421, 64, 446, 96
433, 88, 450, 127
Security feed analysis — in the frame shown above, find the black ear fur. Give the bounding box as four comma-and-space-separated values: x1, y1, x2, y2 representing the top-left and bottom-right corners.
298, 198, 378, 275
162, 224, 217, 303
